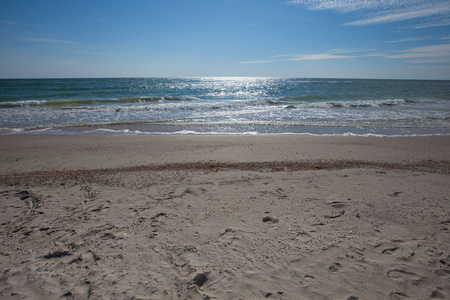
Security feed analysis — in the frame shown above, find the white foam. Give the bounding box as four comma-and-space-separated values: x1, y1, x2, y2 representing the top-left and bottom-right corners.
297, 99, 408, 109
0, 100, 48, 107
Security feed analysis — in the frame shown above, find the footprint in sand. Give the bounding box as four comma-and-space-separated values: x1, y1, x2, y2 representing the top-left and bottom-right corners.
430, 287, 446, 299
386, 269, 423, 283
389, 292, 410, 299
327, 201, 347, 208
434, 268, 450, 278
299, 275, 315, 288
329, 262, 343, 272
381, 247, 399, 255
346, 249, 364, 261
435, 256, 450, 278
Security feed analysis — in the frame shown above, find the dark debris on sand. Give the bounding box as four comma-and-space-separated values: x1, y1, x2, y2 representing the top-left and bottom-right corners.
1, 159, 448, 188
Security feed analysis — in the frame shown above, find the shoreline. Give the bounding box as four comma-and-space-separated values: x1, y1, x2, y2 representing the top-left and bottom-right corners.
2, 122, 449, 136
1, 135, 449, 174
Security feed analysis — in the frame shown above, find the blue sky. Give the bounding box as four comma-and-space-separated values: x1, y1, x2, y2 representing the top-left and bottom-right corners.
0, 0, 449, 79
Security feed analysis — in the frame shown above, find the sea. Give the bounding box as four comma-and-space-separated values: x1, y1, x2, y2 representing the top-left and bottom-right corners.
0, 77, 449, 136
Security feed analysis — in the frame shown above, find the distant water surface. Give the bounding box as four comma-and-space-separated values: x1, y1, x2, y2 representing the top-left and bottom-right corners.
0, 77, 448, 136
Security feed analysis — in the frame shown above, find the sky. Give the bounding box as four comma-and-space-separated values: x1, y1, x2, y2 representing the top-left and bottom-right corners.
0, 0, 449, 79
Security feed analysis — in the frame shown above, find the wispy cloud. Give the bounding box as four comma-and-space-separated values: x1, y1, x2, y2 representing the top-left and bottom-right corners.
347, 5, 450, 26
288, 52, 355, 61
249, 21, 263, 27
240, 48, 376, 64
386, 37, 426, 43
240, 44, 450, 65
289, 0, 450, 27
3, 20, 16, 25
289, 49, 358, 60
412, 15, 450, 29
76, 50, 112, 56
20, 37, 80, 44
289, 48, 383, 60
289, 0, 392, 12
18, 36, 112, 58
239, 60, 274, 64
60, 60, 78, 65
386, 43, 450, 63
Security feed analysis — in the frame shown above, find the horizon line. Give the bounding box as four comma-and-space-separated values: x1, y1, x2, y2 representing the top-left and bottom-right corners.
0, 76, 449, 81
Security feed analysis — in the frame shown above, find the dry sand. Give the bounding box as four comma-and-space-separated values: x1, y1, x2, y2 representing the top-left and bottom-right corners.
0, 135, 449, 299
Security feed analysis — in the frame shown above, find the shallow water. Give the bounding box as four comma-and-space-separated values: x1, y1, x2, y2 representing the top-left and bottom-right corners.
1, 77, 449, 136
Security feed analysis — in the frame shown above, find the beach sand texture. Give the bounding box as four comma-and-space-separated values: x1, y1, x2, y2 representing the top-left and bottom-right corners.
0, 136, 449, 299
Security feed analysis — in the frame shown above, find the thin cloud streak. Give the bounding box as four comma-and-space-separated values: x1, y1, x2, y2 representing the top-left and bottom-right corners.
412, 16, 450, 29
20, 37, 80, 44
386, 43, 450, 63
288, 0, 392, 13
289, 53, 355, 60
386, 37, 426, 43
290, 0, 450, 27
239, 44, 450, 65
240, 49, 376, 64
60, 60, 78, 65
239, 60, 274, 64
345, 5, 450, 26
249, 21, 263, 27
76, 50, 112, 56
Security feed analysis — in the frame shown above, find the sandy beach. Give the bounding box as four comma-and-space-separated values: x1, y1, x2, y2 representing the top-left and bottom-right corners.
0, 135, 449, 299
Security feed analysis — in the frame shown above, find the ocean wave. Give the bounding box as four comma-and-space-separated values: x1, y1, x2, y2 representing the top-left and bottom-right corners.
279, 95, 332, 101
0, 96, 196, 108
0, 100, 48, 108
0, 99, 120, 108
119, 96, 197, 103
289, 98, 410, 109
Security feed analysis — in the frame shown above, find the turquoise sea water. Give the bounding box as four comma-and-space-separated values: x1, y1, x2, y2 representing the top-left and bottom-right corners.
0, 77, 449, 136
